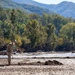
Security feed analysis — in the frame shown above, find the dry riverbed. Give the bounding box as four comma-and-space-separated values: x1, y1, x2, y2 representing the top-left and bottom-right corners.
0, 58, 75, 75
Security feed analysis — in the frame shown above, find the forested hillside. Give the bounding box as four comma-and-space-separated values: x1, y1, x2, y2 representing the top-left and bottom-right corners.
0, 0, 53, 15
13, 0, 75, 18
0, 7, 75, 52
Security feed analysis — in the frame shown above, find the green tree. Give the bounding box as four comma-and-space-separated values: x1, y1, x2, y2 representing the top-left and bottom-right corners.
26, 20, 47, 50
46, 24, 57, 51
10, 9, 16, 42
7, 9, 16, 65
0, 29, 5, 47
60, 23, 75, 50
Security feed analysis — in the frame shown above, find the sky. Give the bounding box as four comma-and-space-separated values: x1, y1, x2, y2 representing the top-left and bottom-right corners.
34, 0, 75, 4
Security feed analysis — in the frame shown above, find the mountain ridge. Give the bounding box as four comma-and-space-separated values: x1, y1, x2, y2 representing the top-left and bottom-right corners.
0, 0, 75, 18
49, 1, 75, 18
0, 0, 53, 15
12, 0, 75, 18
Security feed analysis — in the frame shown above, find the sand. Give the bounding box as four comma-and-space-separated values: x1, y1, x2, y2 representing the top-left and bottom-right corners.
0, 58, 75, 75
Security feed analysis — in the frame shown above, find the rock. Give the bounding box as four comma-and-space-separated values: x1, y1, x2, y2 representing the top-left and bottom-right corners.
53, 60, 63, 65
44, 60, 53, 65
44, 60, 63, 65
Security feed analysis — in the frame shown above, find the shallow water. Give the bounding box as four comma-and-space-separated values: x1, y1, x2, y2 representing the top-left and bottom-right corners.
0, 52, 75, 58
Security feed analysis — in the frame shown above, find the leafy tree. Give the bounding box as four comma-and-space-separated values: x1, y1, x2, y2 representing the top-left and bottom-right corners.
15, 35, 22, 46
45, 24, 57, 51
26, 20, 47, 51
59, 23, 75, 50
0, 7, 75, 52
0, 29, 5, 47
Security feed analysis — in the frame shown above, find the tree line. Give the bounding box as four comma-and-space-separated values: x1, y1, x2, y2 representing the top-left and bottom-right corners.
0, 6, 75, 52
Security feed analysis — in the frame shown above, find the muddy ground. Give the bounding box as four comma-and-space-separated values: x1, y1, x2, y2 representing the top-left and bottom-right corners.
0, 58, 75, 75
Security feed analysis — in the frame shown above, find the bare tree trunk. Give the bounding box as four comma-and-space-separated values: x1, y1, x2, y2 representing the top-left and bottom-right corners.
7, 44, 13, 65
8, 54, 11, 65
